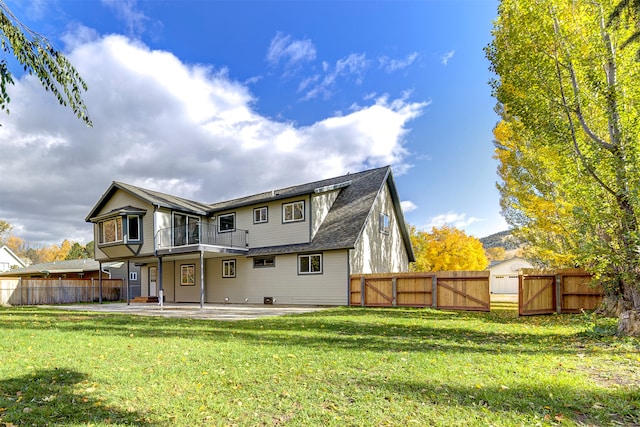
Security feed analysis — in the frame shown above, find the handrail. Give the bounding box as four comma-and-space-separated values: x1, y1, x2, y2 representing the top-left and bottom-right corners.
155, 224, 248, 250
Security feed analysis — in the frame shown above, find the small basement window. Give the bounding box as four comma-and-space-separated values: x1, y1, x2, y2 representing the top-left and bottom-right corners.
253, 256, 275, 268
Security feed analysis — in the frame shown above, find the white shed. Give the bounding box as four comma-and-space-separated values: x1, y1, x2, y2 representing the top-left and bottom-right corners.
488, 256, 533, 294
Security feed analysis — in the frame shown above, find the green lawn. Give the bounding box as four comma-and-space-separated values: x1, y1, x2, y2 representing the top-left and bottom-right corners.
0, 303, 638, 426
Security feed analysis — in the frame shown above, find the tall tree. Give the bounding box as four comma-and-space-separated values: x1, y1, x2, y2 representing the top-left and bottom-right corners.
487, 0, 640, 334
0, 1, 91, 125
410, 225, 488, 272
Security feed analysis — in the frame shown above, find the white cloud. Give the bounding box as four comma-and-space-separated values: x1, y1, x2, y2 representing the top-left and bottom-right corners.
0, 34, 426, 245
299, 53, 370, 100
378, 52, 419, 73
266, 32, 317, 70
401, 201, 417, 213
422, 212, 480, 230
441, 50, 455, 66
101, 0, 161, 38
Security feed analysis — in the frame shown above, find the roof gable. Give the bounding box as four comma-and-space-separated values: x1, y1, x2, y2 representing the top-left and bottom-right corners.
86, 181, 210, 222
0, 245, 26, 268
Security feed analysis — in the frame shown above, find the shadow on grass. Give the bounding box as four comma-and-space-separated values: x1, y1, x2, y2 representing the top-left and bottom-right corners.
0, 369, 154, 426
365, 377, 640, 426
0, 307, 601, 357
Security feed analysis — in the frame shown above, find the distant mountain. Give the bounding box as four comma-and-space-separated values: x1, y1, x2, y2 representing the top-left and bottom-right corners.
479, 230, 521, 250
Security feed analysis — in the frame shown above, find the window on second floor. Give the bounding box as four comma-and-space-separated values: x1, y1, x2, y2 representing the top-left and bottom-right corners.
219, 213, 236, 232
173, 213, 200, 246
254, 206, 268, 224
101, 217, 123, 244
283, 201, 304, 223
379, 213, 390, 235
127, 215, 140, 241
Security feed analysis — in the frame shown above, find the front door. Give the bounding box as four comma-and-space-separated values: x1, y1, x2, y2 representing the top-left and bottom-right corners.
149, 266, 157, 297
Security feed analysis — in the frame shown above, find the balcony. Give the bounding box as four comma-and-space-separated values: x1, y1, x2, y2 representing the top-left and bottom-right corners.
155, 223, 248, 253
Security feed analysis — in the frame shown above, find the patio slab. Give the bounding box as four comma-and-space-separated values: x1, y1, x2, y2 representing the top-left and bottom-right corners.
40, 302, 331, 320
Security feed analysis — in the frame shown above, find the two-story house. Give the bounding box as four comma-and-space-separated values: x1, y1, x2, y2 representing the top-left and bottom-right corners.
85, 165, 414, 306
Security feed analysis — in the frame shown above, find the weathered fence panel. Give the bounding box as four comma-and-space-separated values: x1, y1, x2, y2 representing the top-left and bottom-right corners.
0, 278, 124, 306
350, 271, 489, 311
519, 269, 603, 316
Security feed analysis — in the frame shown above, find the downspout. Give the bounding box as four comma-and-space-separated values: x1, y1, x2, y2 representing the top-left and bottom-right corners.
99, 261, 103, 304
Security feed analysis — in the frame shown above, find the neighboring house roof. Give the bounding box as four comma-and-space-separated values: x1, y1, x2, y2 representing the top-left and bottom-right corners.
0, 245, 27, 270
488, 256, 532, 271
0, 259, 121, 277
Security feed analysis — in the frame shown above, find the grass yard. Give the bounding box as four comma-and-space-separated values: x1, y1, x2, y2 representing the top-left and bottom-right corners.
0, 302, 638, 426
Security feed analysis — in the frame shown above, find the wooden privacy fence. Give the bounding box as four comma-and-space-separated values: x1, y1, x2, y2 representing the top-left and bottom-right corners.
519, 268, 603, 316
0, 278, 124, 306
350, 271, 490, 311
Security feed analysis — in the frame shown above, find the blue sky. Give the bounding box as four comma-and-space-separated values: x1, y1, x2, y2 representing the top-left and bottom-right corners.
0, 0, 506, 245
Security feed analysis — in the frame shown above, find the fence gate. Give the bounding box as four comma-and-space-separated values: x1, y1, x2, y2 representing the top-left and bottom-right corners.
519, 275, 556, 315
362, 277, 395, 306
437, 275, 490, 311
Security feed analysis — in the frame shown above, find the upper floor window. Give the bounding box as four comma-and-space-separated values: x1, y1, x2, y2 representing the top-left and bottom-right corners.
173, 213, 200, 246
219, 213, 235, 232
127, 215, 140, 241
254, 207, 268, 224
101, 217, 123, 244
283, 201, 304, 223
379, 213, 390, 235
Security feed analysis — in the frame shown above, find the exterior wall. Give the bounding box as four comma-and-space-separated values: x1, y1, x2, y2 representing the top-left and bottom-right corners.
350, 182, 409, 274
311, 190, 340, 238
93, 189, 156, 261
154, 251, 349, 305
204, 250, 349, 305
218, 195, 312, 249
489, 257, 532, 294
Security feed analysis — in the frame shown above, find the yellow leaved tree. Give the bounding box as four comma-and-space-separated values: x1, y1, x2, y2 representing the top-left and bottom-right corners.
409, 225, 488, 272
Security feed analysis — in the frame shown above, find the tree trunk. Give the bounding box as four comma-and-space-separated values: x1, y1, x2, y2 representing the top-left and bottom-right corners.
598, 281, 640, 336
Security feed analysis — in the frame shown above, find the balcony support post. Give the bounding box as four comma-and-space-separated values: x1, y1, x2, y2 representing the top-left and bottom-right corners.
199, 250, 205, 309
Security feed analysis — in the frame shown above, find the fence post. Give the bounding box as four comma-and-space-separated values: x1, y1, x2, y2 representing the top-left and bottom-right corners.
392, 277, 397, 306
432, 275, 438, 309
555, 274, 562, 314
360, 277, 365, 307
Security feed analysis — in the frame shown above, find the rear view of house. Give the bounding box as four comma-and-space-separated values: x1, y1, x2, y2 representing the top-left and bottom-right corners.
85, 166, 414, 305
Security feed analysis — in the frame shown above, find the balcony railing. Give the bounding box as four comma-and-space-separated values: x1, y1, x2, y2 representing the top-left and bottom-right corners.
156, 224, 248, 250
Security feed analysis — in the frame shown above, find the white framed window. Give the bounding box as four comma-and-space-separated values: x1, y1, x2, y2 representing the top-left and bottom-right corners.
379, 213, 390, 235
298, 254, 322, 275
101, 217, 123, 244
253, 256, 275, 268
222, 259, 236, 278
129, 272, 138, 281
219, 213, 236, 232
127, 215, 141, 241
283, 201, 305, 223
181, 264, 195, 286
254, 206, 268, 224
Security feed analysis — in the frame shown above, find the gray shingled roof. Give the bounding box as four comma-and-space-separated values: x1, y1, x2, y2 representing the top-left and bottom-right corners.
248, 166, 415, 261
85, 166, 415, 261
86, 181, 211, 221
